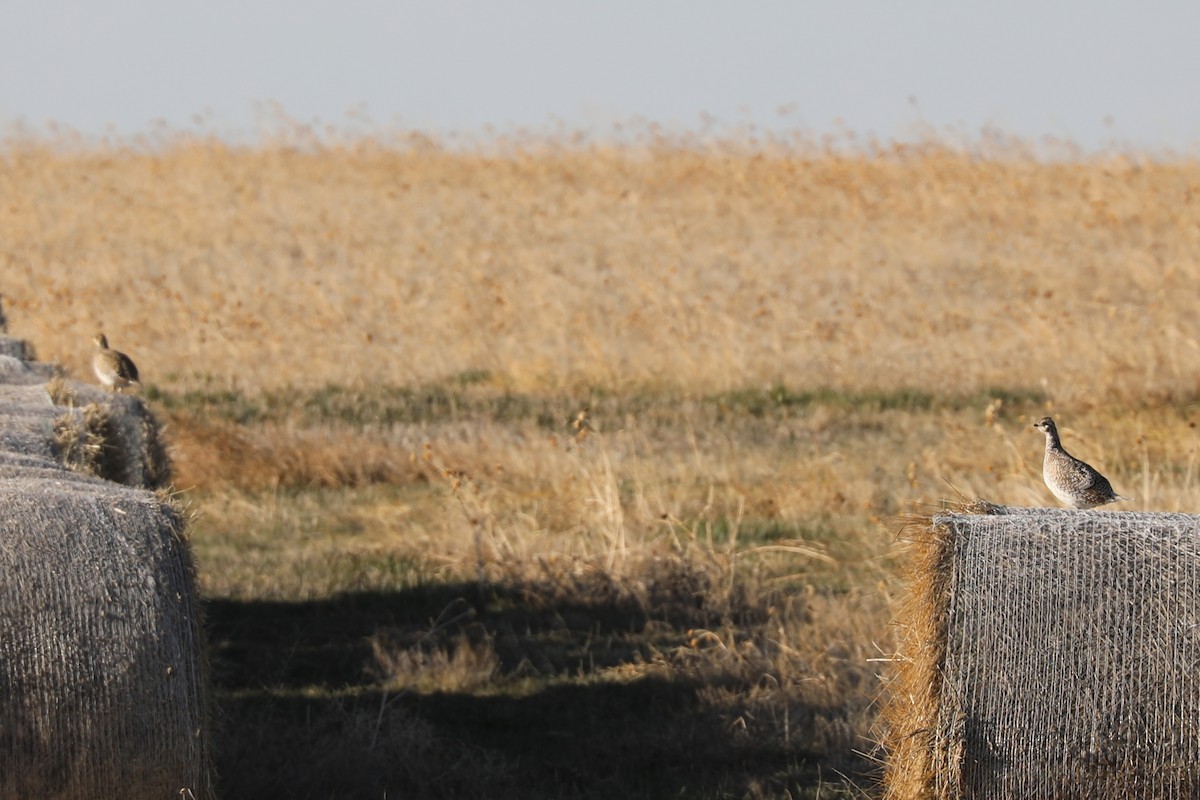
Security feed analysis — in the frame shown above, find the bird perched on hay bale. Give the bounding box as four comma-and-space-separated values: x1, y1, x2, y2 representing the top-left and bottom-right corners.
1033, 416, 1128, 508
92, 333, 140, 392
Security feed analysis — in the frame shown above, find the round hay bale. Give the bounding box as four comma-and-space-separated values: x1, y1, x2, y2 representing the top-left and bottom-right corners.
0, 478, 211, 798
0, 384, 83, 473
884, 503, 1200, 799
0, 337, 43, 367
0, 356, 53, 389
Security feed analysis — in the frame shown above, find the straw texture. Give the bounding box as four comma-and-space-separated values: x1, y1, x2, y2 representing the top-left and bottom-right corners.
0, 343, 211, 798
883, 502, 1200, 800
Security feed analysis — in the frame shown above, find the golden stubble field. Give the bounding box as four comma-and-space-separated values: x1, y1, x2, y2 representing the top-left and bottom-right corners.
4, 134, 1200, 400
4, 130, 1200, 798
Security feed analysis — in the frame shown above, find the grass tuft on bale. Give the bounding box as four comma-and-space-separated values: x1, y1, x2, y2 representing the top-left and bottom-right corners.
52, 401, 109, 476
48, 378, 172, 489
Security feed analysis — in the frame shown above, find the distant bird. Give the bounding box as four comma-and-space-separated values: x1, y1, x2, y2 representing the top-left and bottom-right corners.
1033, 416, 1127, 509
92, 333, 140, 392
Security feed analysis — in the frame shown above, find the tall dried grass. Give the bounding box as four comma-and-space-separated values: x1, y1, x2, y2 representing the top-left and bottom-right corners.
191, 410, 891, 797
2, 131, 1199, 403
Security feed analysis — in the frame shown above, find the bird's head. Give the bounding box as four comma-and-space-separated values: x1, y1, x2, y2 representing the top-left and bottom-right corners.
93, 333, 108, 348
1033, 416, 1058, 436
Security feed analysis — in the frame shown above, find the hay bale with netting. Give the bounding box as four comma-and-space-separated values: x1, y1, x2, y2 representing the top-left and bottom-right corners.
0, 335, 42, 365
48, 378, 172, 489
0, 351, 56, 384
883, 502, 1200, 799
0, 478, 212, 798
0, 361, 211, 796
0, 382, 163, 486
0, 383, 68, 473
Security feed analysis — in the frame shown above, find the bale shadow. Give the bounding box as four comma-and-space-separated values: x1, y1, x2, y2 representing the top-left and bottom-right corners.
205, 584, 874, 800
206, 581, 664, 692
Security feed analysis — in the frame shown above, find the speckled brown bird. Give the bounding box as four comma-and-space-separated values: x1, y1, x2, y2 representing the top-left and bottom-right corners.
92, 333, 141, 392
1033, 416, 1128, 509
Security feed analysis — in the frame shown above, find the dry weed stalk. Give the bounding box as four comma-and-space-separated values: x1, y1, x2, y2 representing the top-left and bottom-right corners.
565, 411, 631, 574
422, 442, 515, 593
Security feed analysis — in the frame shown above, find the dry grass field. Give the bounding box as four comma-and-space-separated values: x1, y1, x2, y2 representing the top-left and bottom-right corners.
4, 126, 1200, 798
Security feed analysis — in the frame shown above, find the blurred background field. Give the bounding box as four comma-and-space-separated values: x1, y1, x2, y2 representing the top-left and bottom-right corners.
8, 130, 1200, 402
4, 129, 1200, 798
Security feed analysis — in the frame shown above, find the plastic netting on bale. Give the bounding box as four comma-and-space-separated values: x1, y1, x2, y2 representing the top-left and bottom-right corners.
0, 337, 43, 367
884, 503, 1200, 800
0, 479, 210, 798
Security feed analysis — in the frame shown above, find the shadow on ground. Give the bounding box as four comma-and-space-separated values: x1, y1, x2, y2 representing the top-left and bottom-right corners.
205, 583, 875, 799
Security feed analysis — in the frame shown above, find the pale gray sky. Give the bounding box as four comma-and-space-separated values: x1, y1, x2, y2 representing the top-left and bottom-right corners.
3, 1, 1200, 151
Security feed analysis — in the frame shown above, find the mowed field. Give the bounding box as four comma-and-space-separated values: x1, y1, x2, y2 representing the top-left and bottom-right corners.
4, 130, 1200, 798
